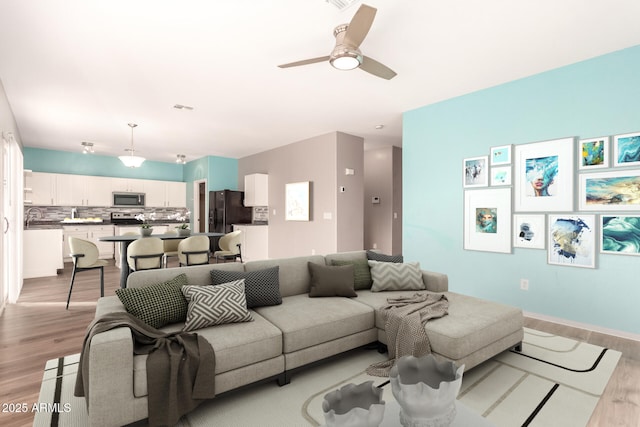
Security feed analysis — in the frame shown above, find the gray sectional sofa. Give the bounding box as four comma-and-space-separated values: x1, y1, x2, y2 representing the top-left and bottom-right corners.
86, 250, 524, 426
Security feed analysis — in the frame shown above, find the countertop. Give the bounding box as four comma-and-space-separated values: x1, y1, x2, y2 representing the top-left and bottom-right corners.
25, 219, 184, 230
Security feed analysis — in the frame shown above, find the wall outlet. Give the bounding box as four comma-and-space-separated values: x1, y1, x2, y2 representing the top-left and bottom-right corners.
520, 279, 529, 290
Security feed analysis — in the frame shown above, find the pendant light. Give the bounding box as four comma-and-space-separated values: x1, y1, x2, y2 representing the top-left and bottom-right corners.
119, 123, 145, 168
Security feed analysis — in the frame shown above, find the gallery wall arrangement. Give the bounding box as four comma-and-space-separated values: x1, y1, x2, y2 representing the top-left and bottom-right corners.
463, 131, 640, 268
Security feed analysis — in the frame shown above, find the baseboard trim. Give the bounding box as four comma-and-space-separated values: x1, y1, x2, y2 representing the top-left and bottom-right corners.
524, 311, 640, 343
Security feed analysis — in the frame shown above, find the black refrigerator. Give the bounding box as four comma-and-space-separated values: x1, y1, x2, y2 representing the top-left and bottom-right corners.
209, 190, 252, 234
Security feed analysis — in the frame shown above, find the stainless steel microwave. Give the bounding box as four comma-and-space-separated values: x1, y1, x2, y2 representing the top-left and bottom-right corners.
112, 192, 145, 207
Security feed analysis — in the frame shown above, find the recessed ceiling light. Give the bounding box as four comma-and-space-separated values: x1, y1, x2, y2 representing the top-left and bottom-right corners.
173, 104, 194, 110
81, 141, 94, 154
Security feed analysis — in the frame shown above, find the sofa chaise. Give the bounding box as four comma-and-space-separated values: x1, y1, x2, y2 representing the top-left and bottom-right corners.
86, 250, 524, 426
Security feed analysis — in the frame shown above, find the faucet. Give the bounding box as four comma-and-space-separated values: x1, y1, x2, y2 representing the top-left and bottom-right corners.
25, 207, 44, 228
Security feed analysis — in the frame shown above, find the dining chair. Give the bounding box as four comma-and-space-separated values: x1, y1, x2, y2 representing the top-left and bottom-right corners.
127, 237, 164, 272
213, 230, 243, 263
66, 237, 109, 309
177, 235, 210, 266
163, 229, 180, 268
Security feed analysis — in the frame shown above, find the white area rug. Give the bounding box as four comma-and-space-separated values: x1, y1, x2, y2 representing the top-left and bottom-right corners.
34, 328, 620, 427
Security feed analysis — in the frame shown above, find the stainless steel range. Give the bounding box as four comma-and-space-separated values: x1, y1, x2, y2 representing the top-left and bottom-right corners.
110, 212, 143, 225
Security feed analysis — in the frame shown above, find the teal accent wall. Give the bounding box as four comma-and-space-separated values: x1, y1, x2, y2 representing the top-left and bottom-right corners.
404, 45, 640, 335
23, 147, 184, 181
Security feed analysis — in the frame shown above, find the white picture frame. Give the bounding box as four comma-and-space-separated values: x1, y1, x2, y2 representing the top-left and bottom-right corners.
613, 131, 640, 167
513, 214, 546, 249
548, 214, 596, 268
578, 136, 609, 170
285, 181, 310, 221
514, 137, 575, 212
601, 215, 640, 256
463, 156, 488, 188
578, 169, 640, 211
490, 145, 512, 165
490, 165, 512, 186
464, 188, 512, 253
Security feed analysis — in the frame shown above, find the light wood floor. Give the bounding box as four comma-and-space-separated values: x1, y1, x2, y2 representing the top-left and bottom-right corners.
1, 261, 639, 427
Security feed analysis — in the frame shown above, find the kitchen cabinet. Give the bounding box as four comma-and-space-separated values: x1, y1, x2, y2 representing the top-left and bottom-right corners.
111, 177, 145, 193
65, 175, 112, 206
25, 172, 55, 205
23, 229, 64, 278
63, 225, 114, 262
244, 173, 268, 206
145, 181, 186, 207
233, 224, 268, 262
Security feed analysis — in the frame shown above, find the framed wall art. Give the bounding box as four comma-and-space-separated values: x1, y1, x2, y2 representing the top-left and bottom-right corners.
578, 169, 640, 211
463, 156, 488, 187
463, 188, 512, 253
601, 215, 640, 256
513, 214, 546, 249
613, 131, 640, 167
285, 181, 311, 221
548, 214, 596, 268
513, 137, 575, 212
490, 166, 512, 186
490, 145, 512, 165
578, 136, 609, 170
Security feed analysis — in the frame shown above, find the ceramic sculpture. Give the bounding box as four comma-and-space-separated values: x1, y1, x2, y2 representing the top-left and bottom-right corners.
389, 355, 464, 427
322, 381, 386, 427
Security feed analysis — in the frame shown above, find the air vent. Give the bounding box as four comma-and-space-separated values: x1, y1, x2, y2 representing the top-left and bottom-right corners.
325, 0, 360, 11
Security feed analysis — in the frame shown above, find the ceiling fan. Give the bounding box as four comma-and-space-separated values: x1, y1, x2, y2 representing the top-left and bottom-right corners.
278, 4, 397, 80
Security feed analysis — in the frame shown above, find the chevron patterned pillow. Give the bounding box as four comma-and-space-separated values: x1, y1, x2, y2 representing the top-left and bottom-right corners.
181, 280, 253, 332
368, 261, 425, 292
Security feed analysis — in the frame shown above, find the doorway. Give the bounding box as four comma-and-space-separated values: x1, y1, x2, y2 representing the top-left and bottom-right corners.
2, 131, 23, 305
192, 179, 207, 233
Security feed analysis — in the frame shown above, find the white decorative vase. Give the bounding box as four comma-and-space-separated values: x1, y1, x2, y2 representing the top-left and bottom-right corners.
389, 355, 464, 427
140, 227, 153, 237
322, 381, 386, 427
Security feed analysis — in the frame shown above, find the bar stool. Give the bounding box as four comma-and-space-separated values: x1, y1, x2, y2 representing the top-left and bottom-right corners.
127, 237, 164, 272
178, 235, 210, 266
213, 230, 243, 263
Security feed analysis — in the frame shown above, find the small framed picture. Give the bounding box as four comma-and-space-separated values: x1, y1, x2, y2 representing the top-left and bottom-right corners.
548, 214, 596, 268
578, 169, 640, 211
490, 145, 512, 165
513, 214, 545, 249
578, 136, 609, 170
613, 132, 640, 167
463, 188, 512, 253
490, 166, 512, 186
463, 156, 488, 187
601, 215, 640, 256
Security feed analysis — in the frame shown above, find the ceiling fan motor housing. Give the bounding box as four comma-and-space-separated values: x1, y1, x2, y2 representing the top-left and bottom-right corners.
330, 24, 363, 70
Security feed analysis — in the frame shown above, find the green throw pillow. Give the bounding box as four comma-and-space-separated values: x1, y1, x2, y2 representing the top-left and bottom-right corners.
308, 262, 357, 297
331, 258, 373, 290
115, 273, 188, 329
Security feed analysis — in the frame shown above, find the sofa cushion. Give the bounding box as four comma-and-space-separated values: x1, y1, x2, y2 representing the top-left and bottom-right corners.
181, 280, 253, 331
245, 255, 325, 297
368, 261, 424, 292
210, 266, 282, 308
133, 311, 283, 397
366, 250, 403, 263
115, 273, 188, 328
254, 293, 374, 353
330, 258, 372, 290
355, 290, 523, 360
308, 262, 357, 297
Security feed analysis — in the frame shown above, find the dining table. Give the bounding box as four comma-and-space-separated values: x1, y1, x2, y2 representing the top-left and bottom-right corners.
99, 232, 225, 288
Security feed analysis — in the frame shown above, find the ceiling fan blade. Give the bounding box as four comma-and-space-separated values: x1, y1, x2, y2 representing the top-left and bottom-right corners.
360, 56, 397, 80
343, 4, 377, 48
278, 56, 330, 68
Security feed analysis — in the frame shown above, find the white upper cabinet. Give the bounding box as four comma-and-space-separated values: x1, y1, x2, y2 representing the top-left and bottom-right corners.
145, 181, 186, 207
165, 181, 187, 207
244, 173, 268, 206
111, 177, 145, 193
26, 172, 55, 205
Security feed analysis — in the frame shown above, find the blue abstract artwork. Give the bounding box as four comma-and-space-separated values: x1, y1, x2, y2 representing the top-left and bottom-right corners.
614, 133, 640, 166
585, 175, 640, 207
601, 215, 640, 256
581, 139, 605, 167
548, 215, 596, 268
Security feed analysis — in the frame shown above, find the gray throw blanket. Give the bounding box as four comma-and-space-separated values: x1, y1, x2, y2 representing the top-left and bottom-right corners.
74, 312, 216, 427
366, 293, 449, 377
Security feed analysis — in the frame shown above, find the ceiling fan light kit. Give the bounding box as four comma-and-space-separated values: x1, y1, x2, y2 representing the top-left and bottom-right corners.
119, 123, 146, 168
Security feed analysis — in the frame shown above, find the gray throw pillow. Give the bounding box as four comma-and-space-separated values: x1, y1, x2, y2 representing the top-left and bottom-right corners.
210, 266, 282, 308
366, 250, 404, 263
331, 258, 373, 290
115, 273, 188, 329
181, 280, 253, 332
368, 261, 425, 292
308, 262, 357, 297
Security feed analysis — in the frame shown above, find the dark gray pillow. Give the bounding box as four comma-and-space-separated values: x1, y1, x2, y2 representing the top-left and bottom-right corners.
366, 250, 404, 263
331, 258, 372, 290
115, 273, 188, 329
308, 262, 357, 298
210, 266, 281, 308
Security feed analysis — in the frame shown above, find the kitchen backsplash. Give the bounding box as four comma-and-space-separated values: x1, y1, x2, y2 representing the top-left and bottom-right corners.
24, 205, 189, 223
